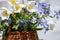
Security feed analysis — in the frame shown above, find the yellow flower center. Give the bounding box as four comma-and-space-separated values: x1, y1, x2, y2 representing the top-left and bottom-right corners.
15, 4, 20, 10
28, 4, 33, 9
3, 10, 8, 17
10, 0, 16, 5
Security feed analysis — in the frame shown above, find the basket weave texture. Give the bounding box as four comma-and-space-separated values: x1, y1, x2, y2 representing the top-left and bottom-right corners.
3, 27, 38, 40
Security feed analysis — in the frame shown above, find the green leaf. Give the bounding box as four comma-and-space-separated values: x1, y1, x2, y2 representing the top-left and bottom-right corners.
41, 14, 47, 18
0, 17, 1, 19
49, 16, 53, 18
35, 28, 43, 30
0, 25, 2, 30
24, 15, 30, 20
12, 25, 18, 30
32, 12, 36, 16
9, 14, 17, 22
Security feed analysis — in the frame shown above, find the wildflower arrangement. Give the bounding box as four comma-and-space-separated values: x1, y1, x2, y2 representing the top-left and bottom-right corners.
0, 2, 57, 35
0, 1, 60, 40
7, 8, 43, 31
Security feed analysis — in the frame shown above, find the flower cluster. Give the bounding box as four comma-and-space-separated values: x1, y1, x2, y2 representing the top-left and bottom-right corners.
8, 11, 43, 31
4, 6, 51, 33
35, 2, 50, 15
34, 2, 51, 33
0, 2, 54, 33
37, 18, 49, 33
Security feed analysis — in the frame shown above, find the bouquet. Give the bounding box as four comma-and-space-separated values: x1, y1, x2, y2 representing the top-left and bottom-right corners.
0, 2, 52, 34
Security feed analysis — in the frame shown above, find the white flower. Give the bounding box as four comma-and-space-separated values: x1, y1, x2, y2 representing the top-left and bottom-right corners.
0, 7, 10, 20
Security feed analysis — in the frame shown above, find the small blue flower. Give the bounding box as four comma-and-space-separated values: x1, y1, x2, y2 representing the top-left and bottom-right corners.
19, 21, 23, 26
35, 2, 44, 13
5, 18, 11, 23
43, 23, 49, 30
38, 18, 47, 26
37, 19, 43, 26
35, 2, 50, 13
37, 18, 49, 33
26, 20, 32, 25
36, 2, 46, 9
54, 14, 59, 19
40, 3, 47, 8
22, 19, 25, 22
44, 10, 50, 15
54, 11, 60, 19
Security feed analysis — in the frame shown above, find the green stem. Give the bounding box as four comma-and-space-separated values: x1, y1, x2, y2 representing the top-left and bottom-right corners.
35, 28, 43, 30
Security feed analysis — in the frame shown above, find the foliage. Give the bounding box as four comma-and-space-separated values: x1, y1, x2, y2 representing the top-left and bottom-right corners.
9, 8, 43, 31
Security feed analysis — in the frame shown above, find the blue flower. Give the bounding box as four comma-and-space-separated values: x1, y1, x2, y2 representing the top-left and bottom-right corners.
35, 2, 44, 13
54, 11, 60, 19
35, 2, 50, 14
19, 21, 23, 27
37, 18, 49, 33
40, 3, 47, 8
44, 10, 50, 15
26, 20, 32, 25
37, 19, 43, 26
42, 20, 49, 34
54, 14, 59, 19
22, 19, 25, 22
5, 18, 11, 23
36, 2, 46, 9
43, 23, 49, 30
38, 19, 47, 26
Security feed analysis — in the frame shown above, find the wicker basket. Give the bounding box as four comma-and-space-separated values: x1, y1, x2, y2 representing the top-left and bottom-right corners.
3, 27, 38, 40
